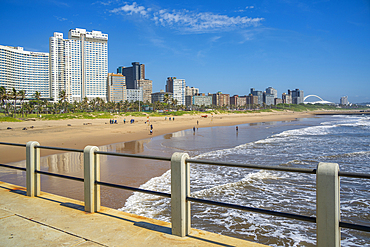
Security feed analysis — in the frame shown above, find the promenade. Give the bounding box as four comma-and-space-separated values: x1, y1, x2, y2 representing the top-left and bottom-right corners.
0, 181, 265, 247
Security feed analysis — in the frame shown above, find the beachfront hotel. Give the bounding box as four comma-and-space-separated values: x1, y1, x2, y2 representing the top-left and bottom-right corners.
0, 45, 49, 98
50, 28, 108, 102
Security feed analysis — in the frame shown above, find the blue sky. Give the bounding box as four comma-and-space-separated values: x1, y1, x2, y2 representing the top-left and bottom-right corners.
1, 0, 369, 103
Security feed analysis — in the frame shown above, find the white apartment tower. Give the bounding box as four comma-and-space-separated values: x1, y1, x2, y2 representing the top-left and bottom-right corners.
166, 77, 186, 105
49, 28, 108, 102
0, 45, 49, 98
49, 33, 72, 102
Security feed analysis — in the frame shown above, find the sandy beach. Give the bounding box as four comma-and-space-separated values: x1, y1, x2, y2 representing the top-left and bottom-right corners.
0, 111, 315, 164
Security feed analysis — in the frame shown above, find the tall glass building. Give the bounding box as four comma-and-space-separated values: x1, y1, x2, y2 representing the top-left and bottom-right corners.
0, 45, 49, 98
50, 28, 108, 102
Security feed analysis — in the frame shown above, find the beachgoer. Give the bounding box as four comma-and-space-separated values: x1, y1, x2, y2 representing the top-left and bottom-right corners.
193, 127, 195, 132
150, 124, 153, 130
124, 119, 126, 124
150, 129, 153, 135
197, 120, 199, 125
173, 117, 175, 121
169, 117, 171, 121
236, 126, 238, 132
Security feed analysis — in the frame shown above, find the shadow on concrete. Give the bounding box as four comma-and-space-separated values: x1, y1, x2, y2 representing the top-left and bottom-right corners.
0, 184, 242, 247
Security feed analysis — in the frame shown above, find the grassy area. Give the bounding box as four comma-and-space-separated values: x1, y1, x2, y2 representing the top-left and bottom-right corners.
0, 115, 23, 122
0, 104, 368, 122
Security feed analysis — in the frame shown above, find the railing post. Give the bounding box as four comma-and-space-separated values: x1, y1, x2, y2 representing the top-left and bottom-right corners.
84, 146, 100, 213
26, 141, 40, 197
316, 162, 340, 247
171, 152, 190, 237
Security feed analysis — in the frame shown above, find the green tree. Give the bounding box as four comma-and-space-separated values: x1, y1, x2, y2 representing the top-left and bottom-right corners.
11, 88, 19, 117
19, 90, 26, 117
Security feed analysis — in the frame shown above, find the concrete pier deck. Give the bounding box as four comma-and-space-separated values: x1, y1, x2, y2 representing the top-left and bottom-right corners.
0, 182, 266, 246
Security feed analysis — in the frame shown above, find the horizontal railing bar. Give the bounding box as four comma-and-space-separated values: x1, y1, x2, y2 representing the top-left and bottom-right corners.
187, 197, 316, 223
186, 159, 317, 174
340, 222, 370, 232
36, 146, 84, 153
36, 170, 84, 182
339, 171, 370, 179
0, 142, 26, 147
97, 181, 171, 198
0, 163, 26, 171
95, 151, 172, 161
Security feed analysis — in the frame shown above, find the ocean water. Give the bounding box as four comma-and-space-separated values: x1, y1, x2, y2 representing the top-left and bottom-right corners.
119, 115, 370, 246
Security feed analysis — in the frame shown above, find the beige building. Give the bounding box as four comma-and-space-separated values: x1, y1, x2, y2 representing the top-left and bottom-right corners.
212, 92, 230, 106
282, 93, 292, 104
185, 86, 199, 96
137, 79, 152, 103
107, 73, 126, 102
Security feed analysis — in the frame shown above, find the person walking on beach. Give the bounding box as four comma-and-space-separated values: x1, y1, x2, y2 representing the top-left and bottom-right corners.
150, 129, 153, 135
193, 127, 196, 132
124, 119, 126, 124
236, 126, 238, 132
150, 124, 153, 130
197, 120, 199, 125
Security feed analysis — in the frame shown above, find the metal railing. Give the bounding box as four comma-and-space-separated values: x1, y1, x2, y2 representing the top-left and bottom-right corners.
0, 141, 369, 247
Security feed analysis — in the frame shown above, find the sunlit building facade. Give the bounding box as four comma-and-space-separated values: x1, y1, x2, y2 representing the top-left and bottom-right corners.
0, 45, 49, 98
50, 28, 108, 102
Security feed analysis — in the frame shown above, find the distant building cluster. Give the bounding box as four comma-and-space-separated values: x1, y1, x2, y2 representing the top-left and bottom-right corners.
2, 27, 338, 108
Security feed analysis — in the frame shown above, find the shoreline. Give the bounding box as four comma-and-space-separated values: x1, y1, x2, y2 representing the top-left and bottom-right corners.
0, 110, 316, 164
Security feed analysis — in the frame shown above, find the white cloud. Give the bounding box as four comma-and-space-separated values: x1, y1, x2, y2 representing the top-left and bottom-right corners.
55, 16, 68, 21
111, 2, 149, 17
110, 3, 264, 33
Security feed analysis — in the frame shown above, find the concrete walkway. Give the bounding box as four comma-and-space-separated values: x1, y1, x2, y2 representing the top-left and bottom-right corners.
0, 182, 266, 247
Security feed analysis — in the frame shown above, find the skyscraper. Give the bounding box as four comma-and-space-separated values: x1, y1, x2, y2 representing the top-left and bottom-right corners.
107, 73, 126, 103
166, 77, 186, 105
50, 28, 108, 102
291, 89, 304, 104
117, 62, 145, 89
49, 32, 71, 102
340, 96, 349, 105
0, 45, 49, 98
250, 88, 263, 105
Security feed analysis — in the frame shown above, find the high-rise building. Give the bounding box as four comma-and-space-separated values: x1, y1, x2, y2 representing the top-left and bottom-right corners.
340, 96, 349, 105
266, 87, 277, 99
282, 93, 292, 104
166, 77, 186, 105
0, 45, 49, 98
185, 86, 199, 96
290, 89, 304, 104
246, 94, 258, 108
50, 28, 108, 102
250, 88, 263, 105
137, 79, 152, 103
264, 92, 275, 106
126, 88, 143, 102
212, 92, 230, 106
107, 73, 126, 103
117, 62, 145, 89
49, 32, 72, 102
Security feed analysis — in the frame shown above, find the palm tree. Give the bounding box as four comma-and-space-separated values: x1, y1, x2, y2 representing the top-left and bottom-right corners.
34, 91, 42, 116
163, 94, 170, 105
0, 86, 8, 114
19, 90, 26, 117
11, 88, 19, 117
59, 90, 67, 113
